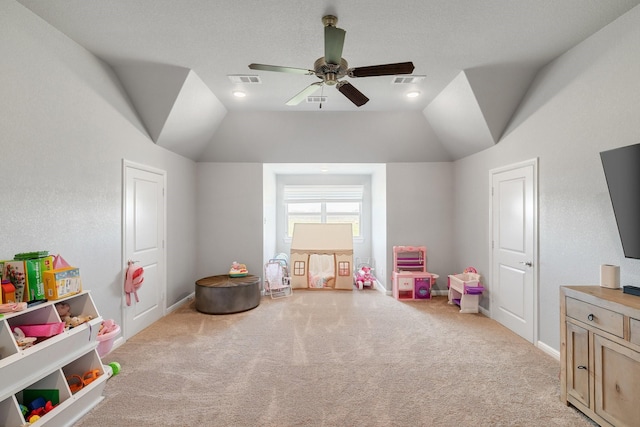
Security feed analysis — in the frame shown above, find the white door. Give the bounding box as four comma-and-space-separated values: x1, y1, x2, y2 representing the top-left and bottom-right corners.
490, 159, 537, 343
123, 161, 166, 339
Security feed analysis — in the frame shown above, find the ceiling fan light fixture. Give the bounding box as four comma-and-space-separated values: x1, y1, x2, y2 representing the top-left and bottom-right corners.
337, 81, 369, 107
248, 14, 413, 108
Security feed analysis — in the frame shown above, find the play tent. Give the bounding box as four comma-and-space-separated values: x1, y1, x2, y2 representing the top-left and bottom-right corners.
289, 223, 354, 290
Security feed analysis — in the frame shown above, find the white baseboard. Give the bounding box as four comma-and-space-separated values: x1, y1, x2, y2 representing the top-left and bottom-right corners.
167, 292, 195, 314
107, 336, 126, 355
537, 340, 560, 360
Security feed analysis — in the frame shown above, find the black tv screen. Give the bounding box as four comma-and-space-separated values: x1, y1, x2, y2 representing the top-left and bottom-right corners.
600, 143, 640, 259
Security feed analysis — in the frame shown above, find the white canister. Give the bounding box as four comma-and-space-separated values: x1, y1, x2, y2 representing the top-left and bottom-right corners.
600, 264, 620, 289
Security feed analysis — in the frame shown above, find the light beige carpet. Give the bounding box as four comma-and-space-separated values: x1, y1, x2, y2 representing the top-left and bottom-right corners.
75, 290, 594, 426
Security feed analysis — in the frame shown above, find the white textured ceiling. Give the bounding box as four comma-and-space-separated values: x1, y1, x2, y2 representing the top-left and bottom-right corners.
17, 0, 639, 112
14, 0, 640, 162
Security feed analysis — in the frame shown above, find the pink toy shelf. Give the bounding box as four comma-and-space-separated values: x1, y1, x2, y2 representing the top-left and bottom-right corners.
391, 246, 438, 301
393, 245, 426, 272
447, 267, 484, 313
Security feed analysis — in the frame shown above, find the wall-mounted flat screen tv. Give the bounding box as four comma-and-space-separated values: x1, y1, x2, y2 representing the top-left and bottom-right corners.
600, 142, 640, 259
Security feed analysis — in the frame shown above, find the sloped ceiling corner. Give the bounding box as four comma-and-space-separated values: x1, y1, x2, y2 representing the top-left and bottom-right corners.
112, 62, 190, 141
423, 66, 537, 160
464, 64, 538, 142
154, 70, 227, 160
112, 62, 227, 160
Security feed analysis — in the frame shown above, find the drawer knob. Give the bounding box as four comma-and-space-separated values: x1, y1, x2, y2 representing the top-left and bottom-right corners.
587, 314, 595, 321
577, 365, 587, 370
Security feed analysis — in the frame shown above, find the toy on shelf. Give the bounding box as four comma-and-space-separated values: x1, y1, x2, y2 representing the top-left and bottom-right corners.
23, 391, 58, 423
353, 258, 376, 290
229, 261, 248, 277
12, 327, 36, 348
55, 302, 93, 329
448, 267, 484, 313
66, 369, 102, 394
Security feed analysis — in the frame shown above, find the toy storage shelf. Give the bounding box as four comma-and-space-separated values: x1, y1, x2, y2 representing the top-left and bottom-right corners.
393, 246, 427, 273
0, 291, 110, 426
392, 272, 434, 300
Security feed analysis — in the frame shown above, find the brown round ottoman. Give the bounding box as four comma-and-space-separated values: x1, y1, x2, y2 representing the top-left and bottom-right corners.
195, 274, 261, 314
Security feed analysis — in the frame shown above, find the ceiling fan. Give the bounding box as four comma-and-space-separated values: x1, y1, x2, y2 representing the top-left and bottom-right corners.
248, 15, 415, 107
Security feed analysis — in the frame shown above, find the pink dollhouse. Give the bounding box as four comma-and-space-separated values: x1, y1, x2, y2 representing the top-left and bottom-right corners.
289, 223, 354, 290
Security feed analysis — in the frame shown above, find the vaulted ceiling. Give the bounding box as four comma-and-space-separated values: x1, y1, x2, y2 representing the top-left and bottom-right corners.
17, 0, 640, 162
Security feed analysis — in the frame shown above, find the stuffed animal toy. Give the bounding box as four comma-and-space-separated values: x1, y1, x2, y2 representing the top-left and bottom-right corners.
55, 302, 92, 328
66, 315, 93, 328
55, 302, 71, 319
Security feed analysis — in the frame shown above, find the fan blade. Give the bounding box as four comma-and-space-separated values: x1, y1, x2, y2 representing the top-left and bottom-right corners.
285, 82, 323, 106
337, 82, 369, 107
349, 62, 415, 78
324, 25, 346, 65
249, 63, 314, 75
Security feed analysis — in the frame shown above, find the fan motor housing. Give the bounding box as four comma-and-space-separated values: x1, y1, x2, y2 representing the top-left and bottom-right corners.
314, 57, 348, 85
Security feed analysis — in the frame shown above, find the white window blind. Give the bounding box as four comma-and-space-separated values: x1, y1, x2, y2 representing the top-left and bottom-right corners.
284, 185, 363, 238
284, 185, 364, 201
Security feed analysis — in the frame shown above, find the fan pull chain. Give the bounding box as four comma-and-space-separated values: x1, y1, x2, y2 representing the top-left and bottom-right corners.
319, 84, 324, 109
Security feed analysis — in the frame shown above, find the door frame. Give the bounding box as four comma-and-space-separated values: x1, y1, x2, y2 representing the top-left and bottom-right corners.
488, 158, 539, 344
121, 159, 168, 340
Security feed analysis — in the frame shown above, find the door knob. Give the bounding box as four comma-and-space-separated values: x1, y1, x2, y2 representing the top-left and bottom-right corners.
519, 261, 533, 267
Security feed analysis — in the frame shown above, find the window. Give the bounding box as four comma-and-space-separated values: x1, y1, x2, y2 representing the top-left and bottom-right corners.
294, 261, 305, 276
338, 261, 350, 276
284, 185, 363, 238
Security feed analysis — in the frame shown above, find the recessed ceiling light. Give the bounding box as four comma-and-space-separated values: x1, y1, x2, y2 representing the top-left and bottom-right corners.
406, 91, 421, 98
233, 91, 246, 98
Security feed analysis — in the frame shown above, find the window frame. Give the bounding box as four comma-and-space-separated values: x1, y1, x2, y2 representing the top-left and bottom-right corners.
284, 185, 363, 240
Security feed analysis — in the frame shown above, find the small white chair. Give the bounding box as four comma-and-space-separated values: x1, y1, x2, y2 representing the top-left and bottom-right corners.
264, 259, 292, 299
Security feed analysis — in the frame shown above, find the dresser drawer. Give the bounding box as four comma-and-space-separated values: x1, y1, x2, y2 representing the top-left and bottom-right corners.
566, 297, 624, 338
630, 317, 640, 346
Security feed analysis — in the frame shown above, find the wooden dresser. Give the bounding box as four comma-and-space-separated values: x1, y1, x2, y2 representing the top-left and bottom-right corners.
560, 286, 640, 426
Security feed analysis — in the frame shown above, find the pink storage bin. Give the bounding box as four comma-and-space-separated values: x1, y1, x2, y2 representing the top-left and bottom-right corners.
96, 323, 121, 357
14, 322, 65, 337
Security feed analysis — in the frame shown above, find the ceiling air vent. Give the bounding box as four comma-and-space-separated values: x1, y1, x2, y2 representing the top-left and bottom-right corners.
307, 96, 328, 104
228, 75, 262, 84
392, 75, 426, 84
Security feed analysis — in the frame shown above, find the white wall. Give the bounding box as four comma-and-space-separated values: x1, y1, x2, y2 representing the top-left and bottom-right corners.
453, 5, 640, 351
386, 163, 456, 292
196, 163, 264, 278
1, 1, 198, 325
